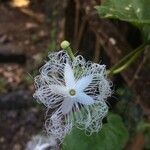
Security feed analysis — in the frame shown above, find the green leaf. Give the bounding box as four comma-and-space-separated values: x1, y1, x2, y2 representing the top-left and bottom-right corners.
62, 113, 129, 150
95, 0, 150, 41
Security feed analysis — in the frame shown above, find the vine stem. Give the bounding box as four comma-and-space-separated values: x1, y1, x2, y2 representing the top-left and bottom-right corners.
108, 42, 149, 76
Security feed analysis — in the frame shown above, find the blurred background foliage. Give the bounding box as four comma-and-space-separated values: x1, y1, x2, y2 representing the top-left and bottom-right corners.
0, 0, 149, 150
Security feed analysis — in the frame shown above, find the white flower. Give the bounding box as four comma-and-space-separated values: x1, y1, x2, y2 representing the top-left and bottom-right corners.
48, 63, 95, 114
34, 51, 111, 142
25, 135, 57, 150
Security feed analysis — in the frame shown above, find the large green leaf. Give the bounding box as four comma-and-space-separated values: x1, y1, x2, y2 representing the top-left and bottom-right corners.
62, 113, 129, 150
95, 0, 150, 41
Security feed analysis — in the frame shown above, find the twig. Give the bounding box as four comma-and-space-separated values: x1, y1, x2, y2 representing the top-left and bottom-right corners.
19, 8, 45, 23
129, 47, 149, 87
74, 0, 80, 42
93, 35, 101, 63
75, 15, 88, 50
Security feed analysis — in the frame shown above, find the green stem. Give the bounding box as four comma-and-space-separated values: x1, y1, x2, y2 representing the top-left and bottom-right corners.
60, 40, 75, 60
108, 42, 149, 76
138, 122, 150, 133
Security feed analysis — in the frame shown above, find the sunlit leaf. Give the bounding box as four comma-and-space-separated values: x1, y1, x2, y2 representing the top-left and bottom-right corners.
11, 0, 30, 7
95, 0, 150, 41
62, 113, 129, 150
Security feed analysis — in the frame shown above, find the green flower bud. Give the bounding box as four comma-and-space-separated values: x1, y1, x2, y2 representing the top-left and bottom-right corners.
61, 40, 70, 49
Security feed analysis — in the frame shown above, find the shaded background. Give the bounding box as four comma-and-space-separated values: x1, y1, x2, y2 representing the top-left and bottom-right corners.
0, 0, 149, 150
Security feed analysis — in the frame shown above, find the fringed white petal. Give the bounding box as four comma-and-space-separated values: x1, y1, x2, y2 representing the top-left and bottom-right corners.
25, 135, 57, 150
99, 77, 112, 99
33, 85, 63, 108
61, 98, 74, 115
49, 84, 67, 96
64, 63, 75, 88
75, 92, 94, 105
74, 101, 108, 133
45, 108, 72, 142
75, 75, 93, 92
33, 51, 112, 142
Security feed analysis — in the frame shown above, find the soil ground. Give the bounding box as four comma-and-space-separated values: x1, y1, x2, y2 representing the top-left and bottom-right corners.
0, 2, 52, 150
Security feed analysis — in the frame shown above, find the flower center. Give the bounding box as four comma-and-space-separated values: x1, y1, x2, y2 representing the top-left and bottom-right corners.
69, 89, 76, 96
